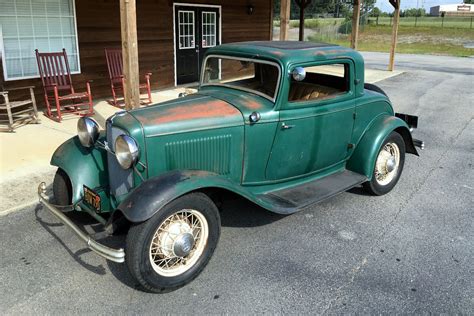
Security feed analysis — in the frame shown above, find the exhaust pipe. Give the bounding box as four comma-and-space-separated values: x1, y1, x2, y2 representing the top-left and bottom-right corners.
413, 138, 424, 150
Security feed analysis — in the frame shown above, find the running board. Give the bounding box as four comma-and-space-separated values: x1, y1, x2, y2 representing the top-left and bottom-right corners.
258, 170, 367, 214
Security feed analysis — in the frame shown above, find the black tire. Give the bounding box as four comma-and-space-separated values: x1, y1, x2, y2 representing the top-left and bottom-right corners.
363, 131, 405, 196
364, 83, 388, 98
53, 168, 72, 206
126, 192, 221, 293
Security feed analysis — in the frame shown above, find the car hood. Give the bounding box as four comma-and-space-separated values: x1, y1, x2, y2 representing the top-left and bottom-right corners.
129, 94, 244, 137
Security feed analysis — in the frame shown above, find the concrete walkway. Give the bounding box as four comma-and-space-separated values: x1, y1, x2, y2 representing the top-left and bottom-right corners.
0, 69, 401, 215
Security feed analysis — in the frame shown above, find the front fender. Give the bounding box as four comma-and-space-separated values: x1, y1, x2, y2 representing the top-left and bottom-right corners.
118, 170, 245, 222
347, 114, 417, 179
51, 135, 108, 204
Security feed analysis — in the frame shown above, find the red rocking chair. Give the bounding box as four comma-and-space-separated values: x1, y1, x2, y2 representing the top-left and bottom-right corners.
35, 49, 93, 122
105, 48, 152, 107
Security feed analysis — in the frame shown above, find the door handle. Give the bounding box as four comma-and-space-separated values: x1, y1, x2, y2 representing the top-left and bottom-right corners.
281, 123, 295, 130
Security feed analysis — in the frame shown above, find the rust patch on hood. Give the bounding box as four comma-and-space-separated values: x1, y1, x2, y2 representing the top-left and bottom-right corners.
138, 99, 241, 125
240, 97, 263, 111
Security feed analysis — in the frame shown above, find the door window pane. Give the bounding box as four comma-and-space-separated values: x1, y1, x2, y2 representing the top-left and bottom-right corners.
178, 10, 195, 49
202, 11, 216, 48
0, 0, 80, 80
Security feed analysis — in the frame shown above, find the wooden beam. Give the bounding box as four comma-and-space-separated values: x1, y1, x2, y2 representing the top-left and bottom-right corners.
295, 0, 311, 41
351, 0, 361, 50
388, 0, 400, 71
279, 0, 291, 41
120, 0, 140, 110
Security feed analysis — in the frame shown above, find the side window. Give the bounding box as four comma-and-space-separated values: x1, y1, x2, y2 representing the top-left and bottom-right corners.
288, 63, 350, 103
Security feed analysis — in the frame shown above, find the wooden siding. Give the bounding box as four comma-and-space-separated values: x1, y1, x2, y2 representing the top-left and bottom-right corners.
0, 0, 272, 107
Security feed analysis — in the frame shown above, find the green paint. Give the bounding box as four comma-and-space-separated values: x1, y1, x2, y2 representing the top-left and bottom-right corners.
51, 42, 414, 217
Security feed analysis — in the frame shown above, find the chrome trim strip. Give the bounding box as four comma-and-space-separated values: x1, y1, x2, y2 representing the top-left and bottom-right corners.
200, 54, 282, 103
37, 182, 125, 263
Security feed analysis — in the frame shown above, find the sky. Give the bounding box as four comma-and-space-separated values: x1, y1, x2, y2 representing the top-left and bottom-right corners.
375, 0, 465, 12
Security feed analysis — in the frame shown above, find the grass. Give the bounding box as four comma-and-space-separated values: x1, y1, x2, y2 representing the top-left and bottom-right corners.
273, 18, 344, 28
307, 25, 474, 57
369, 16, 473, 29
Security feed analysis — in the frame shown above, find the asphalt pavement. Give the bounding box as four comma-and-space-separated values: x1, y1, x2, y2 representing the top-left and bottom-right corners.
1, 53, 473, 314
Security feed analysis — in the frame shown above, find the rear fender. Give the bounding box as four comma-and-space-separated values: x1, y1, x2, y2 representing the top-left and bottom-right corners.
347, 115, 418, 179
51, 135, 108, 204
118, 170, 245, 223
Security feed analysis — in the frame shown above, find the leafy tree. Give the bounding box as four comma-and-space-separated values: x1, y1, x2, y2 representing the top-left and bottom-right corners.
370, 7, 382, 17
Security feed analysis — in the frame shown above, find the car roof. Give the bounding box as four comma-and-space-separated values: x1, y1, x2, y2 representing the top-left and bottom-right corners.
206, 41, 362, 66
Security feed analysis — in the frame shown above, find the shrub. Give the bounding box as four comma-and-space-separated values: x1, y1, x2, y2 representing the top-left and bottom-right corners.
338, 19, 352, 34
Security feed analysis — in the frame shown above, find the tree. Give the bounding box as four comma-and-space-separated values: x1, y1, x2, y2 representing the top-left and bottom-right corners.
370, 7, 382, 17
463, 0, 473, 4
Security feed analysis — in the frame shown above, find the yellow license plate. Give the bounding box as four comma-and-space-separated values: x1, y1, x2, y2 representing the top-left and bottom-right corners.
83, 185, 101, 212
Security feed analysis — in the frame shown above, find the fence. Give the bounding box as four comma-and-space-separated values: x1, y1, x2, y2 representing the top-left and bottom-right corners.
368, 16, 473, 29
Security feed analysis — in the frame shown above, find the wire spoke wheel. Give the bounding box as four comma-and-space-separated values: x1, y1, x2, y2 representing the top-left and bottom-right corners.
149, 209, 209, 277
374, 142, 400, 186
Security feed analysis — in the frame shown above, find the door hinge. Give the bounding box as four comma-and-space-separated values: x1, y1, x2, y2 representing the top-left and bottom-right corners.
353, 112, 357, 120
347, 143, 354, 149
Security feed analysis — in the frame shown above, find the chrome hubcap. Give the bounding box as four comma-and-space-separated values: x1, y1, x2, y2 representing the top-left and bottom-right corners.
173, 233, 195, 257
375, 142, 400, 186
149, 209, 208, 277
386, 156, 396, 173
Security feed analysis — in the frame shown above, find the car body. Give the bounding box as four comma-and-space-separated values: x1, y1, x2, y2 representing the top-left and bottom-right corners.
38, 41, 423, 292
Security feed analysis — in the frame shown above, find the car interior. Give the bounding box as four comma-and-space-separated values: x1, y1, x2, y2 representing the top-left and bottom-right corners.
288, 64, 349, 102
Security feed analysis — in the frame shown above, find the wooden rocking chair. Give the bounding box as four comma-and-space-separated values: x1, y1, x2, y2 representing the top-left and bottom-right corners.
105, 48, 152, 107
35, 49, 94, 122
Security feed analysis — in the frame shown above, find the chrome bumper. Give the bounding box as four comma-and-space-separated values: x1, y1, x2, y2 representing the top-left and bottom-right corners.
37, 182, 125, 263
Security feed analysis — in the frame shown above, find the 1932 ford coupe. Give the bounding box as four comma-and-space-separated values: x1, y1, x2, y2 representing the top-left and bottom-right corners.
38, 41, 423, 292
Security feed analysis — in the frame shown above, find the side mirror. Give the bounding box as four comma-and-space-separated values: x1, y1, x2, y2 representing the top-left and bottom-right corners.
292, 67, 306, 81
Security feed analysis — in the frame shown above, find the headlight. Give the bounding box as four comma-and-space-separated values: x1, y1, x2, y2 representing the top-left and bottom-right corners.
77, 117, 99, 148
115, 135, 139, 169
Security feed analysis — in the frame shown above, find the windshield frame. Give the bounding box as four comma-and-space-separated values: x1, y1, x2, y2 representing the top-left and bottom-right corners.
200, 54, 282, 103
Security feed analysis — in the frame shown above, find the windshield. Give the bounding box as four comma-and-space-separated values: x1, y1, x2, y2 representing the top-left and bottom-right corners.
201, 56, 280, 101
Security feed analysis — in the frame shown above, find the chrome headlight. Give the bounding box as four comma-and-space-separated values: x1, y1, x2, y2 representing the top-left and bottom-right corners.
115, 135, 139, 169
77, 117, 99, 148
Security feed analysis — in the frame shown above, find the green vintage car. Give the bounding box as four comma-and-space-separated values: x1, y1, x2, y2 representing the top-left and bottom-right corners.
38, 41, 423, 292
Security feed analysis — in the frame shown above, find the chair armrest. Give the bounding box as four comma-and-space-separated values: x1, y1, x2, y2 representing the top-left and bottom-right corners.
146, 72, 152, 76
0, 91, 8, 96
5, 85, 35, 91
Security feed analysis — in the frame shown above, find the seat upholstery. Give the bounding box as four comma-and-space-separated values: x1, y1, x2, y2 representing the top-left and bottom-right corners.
289, 82, 341, 102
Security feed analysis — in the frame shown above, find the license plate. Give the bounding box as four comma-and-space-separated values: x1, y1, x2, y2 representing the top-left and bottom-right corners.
83, 185, 101, 212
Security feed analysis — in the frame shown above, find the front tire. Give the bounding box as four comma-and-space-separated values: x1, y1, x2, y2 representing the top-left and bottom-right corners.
53, 168, 72, 206
363, 131, 405, 196
126, 192, 220, 293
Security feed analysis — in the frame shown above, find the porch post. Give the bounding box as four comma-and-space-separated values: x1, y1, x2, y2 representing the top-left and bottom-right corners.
120, 0, 140, 110
388, 0, 400, 71
295, 0, 311, 41
279, 0, 291, 41
350, 0, 361, 49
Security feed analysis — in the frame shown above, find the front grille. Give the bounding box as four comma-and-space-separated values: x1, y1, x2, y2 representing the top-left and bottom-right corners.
106, 120, 134, 197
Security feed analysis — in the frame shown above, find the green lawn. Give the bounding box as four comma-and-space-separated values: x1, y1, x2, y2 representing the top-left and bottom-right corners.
369, 16, 473, 29
307, 25, 474, 57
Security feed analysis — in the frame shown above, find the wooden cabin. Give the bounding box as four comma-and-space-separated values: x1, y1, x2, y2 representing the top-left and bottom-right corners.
0, 0, 273, 106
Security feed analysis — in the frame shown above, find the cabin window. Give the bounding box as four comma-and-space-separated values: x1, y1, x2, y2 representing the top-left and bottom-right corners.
0, 0, 80, 81
288, 63, 349, 103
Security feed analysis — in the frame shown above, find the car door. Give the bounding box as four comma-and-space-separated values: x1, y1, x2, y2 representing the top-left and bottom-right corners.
265, 60, 356, 181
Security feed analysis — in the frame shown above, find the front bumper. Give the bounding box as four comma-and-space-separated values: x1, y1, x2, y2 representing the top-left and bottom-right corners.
37, 182, 125, 263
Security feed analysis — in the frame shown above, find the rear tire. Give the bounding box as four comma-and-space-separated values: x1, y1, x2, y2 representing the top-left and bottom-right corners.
53, 168, 72, 206
126, 192, 220, 293
363, 132, 405, 196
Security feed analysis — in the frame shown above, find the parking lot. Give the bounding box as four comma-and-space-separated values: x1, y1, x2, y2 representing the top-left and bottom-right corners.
1, 53, 473, 314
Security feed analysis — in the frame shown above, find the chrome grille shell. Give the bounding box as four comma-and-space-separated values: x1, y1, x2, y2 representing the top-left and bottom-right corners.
106, 120, 134, 197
